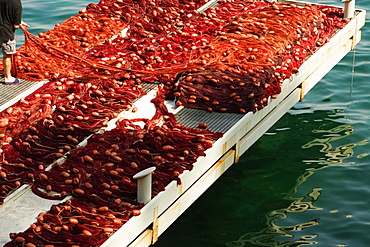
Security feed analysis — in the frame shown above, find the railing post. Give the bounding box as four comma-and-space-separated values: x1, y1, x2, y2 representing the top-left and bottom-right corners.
133, 167, 156, 204
343, 0, 355, 19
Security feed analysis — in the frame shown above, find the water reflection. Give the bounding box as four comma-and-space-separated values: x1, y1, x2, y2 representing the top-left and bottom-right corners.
225, 174, 321, 247
226, 124, 367, 247
302, 124, 368, 166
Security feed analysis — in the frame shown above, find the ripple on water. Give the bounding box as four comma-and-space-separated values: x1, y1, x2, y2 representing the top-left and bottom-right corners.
270, 164, 370, 246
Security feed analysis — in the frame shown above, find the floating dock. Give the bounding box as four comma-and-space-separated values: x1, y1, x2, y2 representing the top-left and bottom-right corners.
0, 0, 366, 246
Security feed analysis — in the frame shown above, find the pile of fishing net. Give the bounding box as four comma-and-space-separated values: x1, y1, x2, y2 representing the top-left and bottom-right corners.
0, 0, 210, 203
7, 0, 209, 81
172, 2, 348, 113
82, 0, 348, 113
4, 90, 223, 247
2, 0, 347, 114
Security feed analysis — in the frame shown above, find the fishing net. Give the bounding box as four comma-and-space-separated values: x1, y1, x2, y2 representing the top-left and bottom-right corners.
4, 87, 223, 247
7, 0, 210, 81
82, 1, 348, 113
169, 2, 348, 113
14, 26, 128, 81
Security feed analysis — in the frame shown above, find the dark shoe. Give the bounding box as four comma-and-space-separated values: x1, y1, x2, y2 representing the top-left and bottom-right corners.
4, 78, 21, 85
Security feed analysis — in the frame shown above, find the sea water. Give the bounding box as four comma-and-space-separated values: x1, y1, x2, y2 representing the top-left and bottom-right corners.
19, 0, 370, 246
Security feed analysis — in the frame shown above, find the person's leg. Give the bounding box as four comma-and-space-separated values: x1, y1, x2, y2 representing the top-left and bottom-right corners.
1, 39, 18, 83
3, 53, 15, 82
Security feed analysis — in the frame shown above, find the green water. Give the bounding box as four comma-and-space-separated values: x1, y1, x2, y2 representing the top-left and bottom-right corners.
18, 0, 370, 246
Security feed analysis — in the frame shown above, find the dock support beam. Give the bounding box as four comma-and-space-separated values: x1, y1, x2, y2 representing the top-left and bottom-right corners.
134, 167, 156, 204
